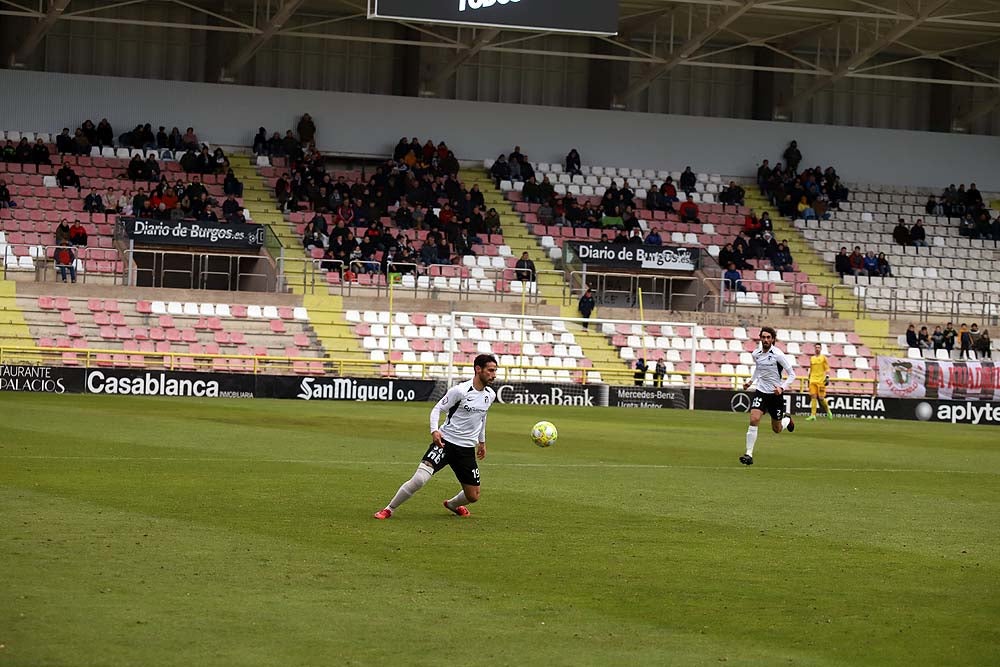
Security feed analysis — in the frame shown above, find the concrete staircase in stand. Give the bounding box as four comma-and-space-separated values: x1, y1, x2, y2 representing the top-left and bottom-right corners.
0, 280, 38, 362
744, 191, 890, 356
460, 169, 567, 305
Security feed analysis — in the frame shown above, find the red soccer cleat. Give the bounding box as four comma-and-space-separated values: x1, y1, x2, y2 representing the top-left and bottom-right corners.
373, 507, 393, 520
443, 500, 471, 517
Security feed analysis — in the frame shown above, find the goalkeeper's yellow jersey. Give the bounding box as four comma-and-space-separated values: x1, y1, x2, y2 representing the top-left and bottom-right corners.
808, 354, 829, 383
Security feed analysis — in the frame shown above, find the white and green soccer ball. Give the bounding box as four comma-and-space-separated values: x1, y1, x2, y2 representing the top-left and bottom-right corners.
531, 421, 558, 448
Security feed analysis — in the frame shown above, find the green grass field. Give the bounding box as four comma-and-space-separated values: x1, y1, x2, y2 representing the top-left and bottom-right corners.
2, 394, 999, 666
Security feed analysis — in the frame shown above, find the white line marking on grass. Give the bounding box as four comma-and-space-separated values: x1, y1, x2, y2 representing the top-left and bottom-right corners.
1, 454, 996, 475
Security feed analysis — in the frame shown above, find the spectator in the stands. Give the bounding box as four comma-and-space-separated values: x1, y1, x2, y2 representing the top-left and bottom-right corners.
679, 166, 696, 195
536, 198, 554, 226
578, 288, 595, 329
892, 218, 910, 246
222, 194, 242, 222
127, 154, 145, 181
14, 138, 31, 163
958, 212, 976, 237
925, 194, 942, 215
156, 126, 168, 150
645, 228, 662, 246
863, 250, 879, 276
905, 324, 919, 349
54, 245, 76, 284
724, 263, 747, 293
849, 246, 865, 276
719, 243, 750, 271
918, 326, 931, 350
195, 147, 213, 174
69, 220, 88, 246
2, 140, 14, 161
509, 155, 523, 182
910, 219, 927, 247
0, 179, 10, 208
970, 324, 982, 357
490, 154, 510, 185
743, 210, 762, 238
771, 243, 793, 275
958, 323, 973, 359
977, 329, 992, 359
679, 195, 700, 224
750, 230, 776, 261
633, 358, 647, 386
212, 148, 229, 173
297, 113, 316, 145
186, 176, 207, 202
565, 149, 582, 176
31, 138, 50, 165
144, 155, 160, 182
661, 177, 679, 205
266, 131, 284, 157
973, 211, 993, 240
83, 188, 104, 213
73, 128, 90, 156
96, 119, 114, 147
627, 228, 643, 245
876, 252, 892, 277
931, 325, 944, 350
199, 204, 219, 223
756, 160, 771, 194
522, 176, 541, 204
55, 219, 72, 246
223, 169, 243, 197
160, 187, 178, 212
435, 235, 452, 265
601, 205, 624, 230
732, 230, 751, 259
942, 322, 957, 352
182, 127, 199, 150
797, 195, 816, 220
253, 128, 268, 155
56, 163, 81, 191
719, 181, 745, 207
967, 183, 984, 209
514, 252, 536, 282
783, 140, 802, 173
56, 128, 74, 155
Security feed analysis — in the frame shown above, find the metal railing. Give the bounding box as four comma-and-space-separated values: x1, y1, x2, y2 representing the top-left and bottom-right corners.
567, 270, 699, 311
1, 243, 124, 284
123, 248, 275, 291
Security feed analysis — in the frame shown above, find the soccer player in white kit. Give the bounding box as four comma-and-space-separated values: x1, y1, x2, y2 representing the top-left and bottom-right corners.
740, 326, 796, 466
374, 354, 498, 519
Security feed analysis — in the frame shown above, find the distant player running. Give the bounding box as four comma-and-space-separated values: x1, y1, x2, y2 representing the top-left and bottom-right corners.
374, 354, 498, 519
740, 326, 796, 466
806, 342, 833, 421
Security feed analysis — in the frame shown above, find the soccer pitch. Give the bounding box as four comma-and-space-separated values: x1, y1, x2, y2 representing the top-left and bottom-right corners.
2, 394, 998, 666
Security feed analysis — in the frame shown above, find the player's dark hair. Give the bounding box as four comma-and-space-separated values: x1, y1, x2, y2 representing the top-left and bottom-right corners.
474, 354, 498, 369
760, 326, 777, 339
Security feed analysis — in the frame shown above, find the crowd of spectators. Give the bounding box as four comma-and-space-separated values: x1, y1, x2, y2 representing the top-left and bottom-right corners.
757, 140, 849, 220
833, 246, 892, 278
925, 183, 1000, 240
905, 321, 991, 359
282, 136, 506, 275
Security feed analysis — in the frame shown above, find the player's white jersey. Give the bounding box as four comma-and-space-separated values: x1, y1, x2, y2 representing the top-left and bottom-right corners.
749, 344, 796, 393
429, 379, 496, 448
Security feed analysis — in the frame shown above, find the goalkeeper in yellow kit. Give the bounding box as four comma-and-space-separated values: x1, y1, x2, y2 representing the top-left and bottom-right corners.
806, 342, 833, 420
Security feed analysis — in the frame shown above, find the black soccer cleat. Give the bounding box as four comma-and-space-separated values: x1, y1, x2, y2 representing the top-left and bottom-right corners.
786, 417, 795, 433
739, 454, 754, 465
